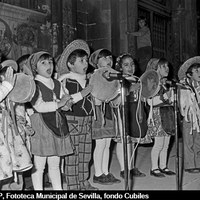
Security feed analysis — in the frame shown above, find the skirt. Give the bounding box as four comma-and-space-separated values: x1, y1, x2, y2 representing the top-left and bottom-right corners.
30, 113, 74, 157
92, 106, 116, 140
147, 107, 171, 137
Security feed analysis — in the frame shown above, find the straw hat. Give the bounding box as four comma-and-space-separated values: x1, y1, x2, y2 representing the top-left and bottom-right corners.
0, 60, 18, 72
57, 39, 90, 76
89, 49, 104, 68
178, 56, 200, 80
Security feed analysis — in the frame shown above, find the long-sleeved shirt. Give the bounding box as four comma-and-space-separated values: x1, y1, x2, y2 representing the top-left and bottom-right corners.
133, 26, 152, 48
33, 75, 60, 113
58, 72, 86, 103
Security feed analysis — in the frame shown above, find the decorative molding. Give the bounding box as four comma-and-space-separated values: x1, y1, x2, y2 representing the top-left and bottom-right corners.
139, 0, 171, 17
0, 2, 46, 24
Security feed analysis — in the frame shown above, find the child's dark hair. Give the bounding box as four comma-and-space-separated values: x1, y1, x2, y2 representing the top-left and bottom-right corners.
157, 57, 169, 68
157, 57, 174, 78
115, 54, 138, 73
97, 49, 112, 60
17, 54, 30, 72
186, 63, 200, 77
138, 16, 146, 21
0, 66, 8, 75
0, 66, 9, 82
138, 16, 147, 25
68, 49, 88, 65
38, 53, 53, 63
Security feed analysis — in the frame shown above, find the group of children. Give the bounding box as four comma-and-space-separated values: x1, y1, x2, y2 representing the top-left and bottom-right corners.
1, 38, 200, 191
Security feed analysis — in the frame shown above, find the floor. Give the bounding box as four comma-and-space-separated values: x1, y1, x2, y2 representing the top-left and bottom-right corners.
2, 136, 199, 192
61, 137, 200, 191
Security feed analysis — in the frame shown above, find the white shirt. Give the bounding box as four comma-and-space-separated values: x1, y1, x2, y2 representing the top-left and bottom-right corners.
33, 75, 59, 113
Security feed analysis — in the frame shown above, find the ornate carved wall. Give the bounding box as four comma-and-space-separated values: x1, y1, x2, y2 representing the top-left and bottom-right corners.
0, 2, 51, 60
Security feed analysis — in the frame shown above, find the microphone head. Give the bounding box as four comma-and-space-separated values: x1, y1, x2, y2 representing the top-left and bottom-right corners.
125, 76, 138, 83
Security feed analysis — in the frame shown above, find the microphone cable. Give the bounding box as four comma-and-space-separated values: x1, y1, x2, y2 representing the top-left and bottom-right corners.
129, 77, 143, 170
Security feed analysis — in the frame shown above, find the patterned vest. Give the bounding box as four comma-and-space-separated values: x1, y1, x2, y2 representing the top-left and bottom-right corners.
64, 79, 93, 116
31, 79, 69, 137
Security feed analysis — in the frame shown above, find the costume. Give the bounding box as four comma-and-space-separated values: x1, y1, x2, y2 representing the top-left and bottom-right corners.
114, 79, 151, 144
92, 101, 116, 139
0, 65, 33, 187
147, 85, 175, 137
62, 72, 94, 190
146, 82, 175, 172
125, 80, 149, 141
0, 81, 14, 181
30, 75, 74, 156
179, 77, 200, 170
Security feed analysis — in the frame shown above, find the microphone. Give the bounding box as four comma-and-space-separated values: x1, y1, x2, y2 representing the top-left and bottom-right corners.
165, 80, 176, 85
102, 71, 138, 82
161, 78, 178, 86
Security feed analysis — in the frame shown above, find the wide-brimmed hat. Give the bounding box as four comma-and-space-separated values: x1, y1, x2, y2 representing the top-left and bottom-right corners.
146, 58, 159, 71
57, 39, 90, 76
89, 49, 104, 68
0, 60, 18, 72
178, 56, 200, 80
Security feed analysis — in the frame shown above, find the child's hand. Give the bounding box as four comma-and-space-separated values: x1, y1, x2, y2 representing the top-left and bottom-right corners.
165, 90, 172, 99
4, 67, 16, 87
86, 73, 92, 79
58, 94, 73, 108
61, 99, 74, 111
81, 85, 93, 97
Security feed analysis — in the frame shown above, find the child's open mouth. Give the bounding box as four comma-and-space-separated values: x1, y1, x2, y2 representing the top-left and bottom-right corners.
46, 69, 52, 74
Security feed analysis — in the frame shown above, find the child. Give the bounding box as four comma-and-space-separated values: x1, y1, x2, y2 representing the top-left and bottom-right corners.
29, 51, 74, 190
57, 39, 97, 190
89, 48, 121, 185
114, 53, 151, 179
178, 57, 200, 173
0, 60, 16, 189
126, 16, 152, 75
146, 58, 175, 177
15, 54, 34, 190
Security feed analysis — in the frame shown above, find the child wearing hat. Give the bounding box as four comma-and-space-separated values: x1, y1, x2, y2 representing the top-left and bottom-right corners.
28, 51, 74, 190
57, 39, 97, 190
178, 57, 200, 173
89, 48, 121, 185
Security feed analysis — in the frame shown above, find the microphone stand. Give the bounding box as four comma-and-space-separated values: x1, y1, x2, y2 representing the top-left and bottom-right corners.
171, 82, 182, 190
119, 79, 129, 191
